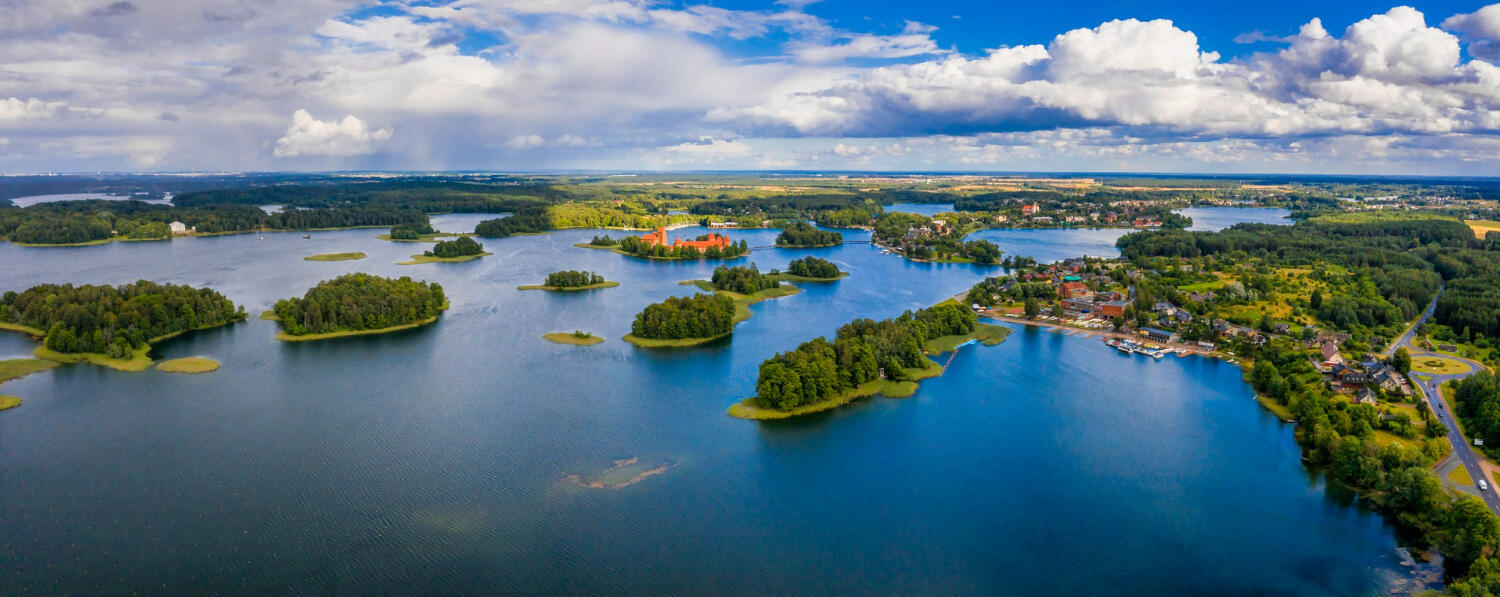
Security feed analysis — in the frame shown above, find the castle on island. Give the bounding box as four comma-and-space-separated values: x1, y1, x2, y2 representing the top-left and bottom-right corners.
640, 227, 732, 251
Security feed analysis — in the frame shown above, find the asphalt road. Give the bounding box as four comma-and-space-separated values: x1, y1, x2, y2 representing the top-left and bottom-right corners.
1393, 285, 1500, 515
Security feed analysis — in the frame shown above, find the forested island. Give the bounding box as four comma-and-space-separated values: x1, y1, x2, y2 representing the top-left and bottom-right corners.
400, 237, 489, 265
775, 221, 842, 248
518, 270, 618, 291
623, 293, 737, 348
385, 222, 437, 240
729, 303, 1008, 419
583, 233, 751, 260
270, 273, 447, 341
782, 256, 844, 281
0, 281, 246, 370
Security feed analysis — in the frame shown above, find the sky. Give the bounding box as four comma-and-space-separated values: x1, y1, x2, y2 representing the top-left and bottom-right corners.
3, 1, 1500, 175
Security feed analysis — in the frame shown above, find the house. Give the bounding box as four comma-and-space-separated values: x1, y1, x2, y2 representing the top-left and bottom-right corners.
1152, 301, 1175, 313
1319, 342, 1345, 370
640, 227, 732, 251
168, 221, 193, 235
1133, 218, 1163, 228
1065, 215, 1086, 223
1172, 310, 1193, 323
1057, 282, 1092, 299
931, 219, 949, 234
1095, 290, 1125, 302
1031, 216, 1054, 224
993, 214, 1009, 223
1272, 322, 1291, 335
708, 221, 738, 228
1356, 387, 1378, 405
1099, 300, 1133, 317
1336, 366, 1372, 386
1021, 203, 1041, 215
1140, 327, 1180, 343
1189, 291, 1217, 303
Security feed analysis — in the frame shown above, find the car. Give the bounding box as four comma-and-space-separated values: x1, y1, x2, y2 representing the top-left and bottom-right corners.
1481, 479, 1490, 492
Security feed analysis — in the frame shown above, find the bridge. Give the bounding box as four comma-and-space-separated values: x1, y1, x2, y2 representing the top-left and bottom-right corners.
748, 240, 872, 251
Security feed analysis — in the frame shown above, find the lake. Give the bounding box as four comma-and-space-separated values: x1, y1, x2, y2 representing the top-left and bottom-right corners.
0, 210, 1436, 594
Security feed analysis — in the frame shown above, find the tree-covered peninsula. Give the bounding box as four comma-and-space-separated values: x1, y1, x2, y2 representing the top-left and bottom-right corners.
623, 293, 737, 348
0, 281, 247, 370
270, 273, 447, 341
729, 303, 1008, 419
775, 221, 842, 248
518, 270, 619, 291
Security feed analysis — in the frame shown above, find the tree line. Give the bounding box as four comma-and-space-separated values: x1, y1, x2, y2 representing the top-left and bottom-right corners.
785, 256, 840, 278
754, 304, 977, 411
272, 274, 446, 336
423, 237, 484, 258
0, 199, 430, 245
775, 221, 842, 247
544, 270, 607, 287
629, 294, 736, 340
0, 281, 246, 357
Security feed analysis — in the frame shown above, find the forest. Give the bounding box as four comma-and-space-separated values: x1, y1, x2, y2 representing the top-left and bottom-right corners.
710, 265, 780, 294
774, 221, 842, 247
0, 198, 429, 245
629, 294, 736, 340
1245, 339, 1500, 591
785, 256, 841, 279
544, 270, 607, 287
423, 237, 484, 258
753, 304, 977, 411
272, 274, 447, 336
0, 281, 245, 357
389, 222, 435, 240
475, 206, 551, 237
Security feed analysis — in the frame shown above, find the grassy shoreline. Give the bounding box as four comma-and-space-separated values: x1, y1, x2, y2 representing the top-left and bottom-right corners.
543, 332, 605, 345
156, 357, 220, 374
623, 332, 731, 348
276, 314, 443, 342
398, 251, 491, 265
304, 252, 367, 261
518, 281, 620, 291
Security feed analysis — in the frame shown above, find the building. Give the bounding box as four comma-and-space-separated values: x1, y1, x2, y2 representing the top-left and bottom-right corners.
1140, 327, 1179, 343
168, 221, 193, 235
1099, 299, 1133, 317
1356, 387, 1378, 405
1319, 342, 1345, 370
1133, 218, 1163, 228
1057, 282, 1092, 299
640, 227, 732, 251
1061, 297, 1095, 312
1022, 203, 1040, 215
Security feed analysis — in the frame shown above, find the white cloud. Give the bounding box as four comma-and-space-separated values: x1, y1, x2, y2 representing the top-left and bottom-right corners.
505, 134, 547, 148
273, 110, 392, 158
1444, 4, 1500, 61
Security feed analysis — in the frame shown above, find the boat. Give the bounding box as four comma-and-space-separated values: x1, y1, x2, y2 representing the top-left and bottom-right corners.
302, 234, 311, 239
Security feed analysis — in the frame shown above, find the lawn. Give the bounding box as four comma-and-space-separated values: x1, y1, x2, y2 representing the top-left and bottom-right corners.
1449, 464, 1475, 486
397, 251, 492, 265
1412, 356, 1471, 375
155, 357, 221, 373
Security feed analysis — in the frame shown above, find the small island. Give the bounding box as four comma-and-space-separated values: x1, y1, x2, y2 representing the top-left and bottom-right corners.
304, 252, 367, 262
775, 221, 843, 248
0, 358, 60, 412
399, 237, 490, 265
623, 293, 738, 348
271, 273, 448, 341
380, 222, 443, 241
777, 256, 846, 282
728, 302, 1009, 420
543, 331, 605, 345
518, 270, 619, 291
0, 281, 247, 371
155, 357, 221, 374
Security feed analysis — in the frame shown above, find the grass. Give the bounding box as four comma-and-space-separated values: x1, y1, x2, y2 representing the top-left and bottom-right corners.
1176, 280, 1227, 293
276, 315, 442, 342
677, 280, 804, 325
1466, 220, 1500, 239
623, 332, 731, 348
1449, 464, 1476, 486
398, 251, 491, 265
925, 323, 1010, 352
303, 252, 366, 261
1413, 356, 1471, 375
12, 237, 115, 247
728, 379, 917, 420
518, 281, 620, 291
0, 321, 45, 338
0, 358, 60, 384
259, 310, 280, 321
34, 344, 153, 372
543, 331, 604, 346
155, 357, 220, 374
0, 395, 19, 410
1256, 395, 1296, 421
768, 272, 848, 283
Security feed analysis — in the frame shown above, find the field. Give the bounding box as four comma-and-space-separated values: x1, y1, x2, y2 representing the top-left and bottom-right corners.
1412, 356, 1471, 375
1467, 220, 1500, 239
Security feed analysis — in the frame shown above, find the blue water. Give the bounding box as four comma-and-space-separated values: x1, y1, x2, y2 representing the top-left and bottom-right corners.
1177, 207, 1293, 231
0, 217, 1437, 594
885, 202, 954, 216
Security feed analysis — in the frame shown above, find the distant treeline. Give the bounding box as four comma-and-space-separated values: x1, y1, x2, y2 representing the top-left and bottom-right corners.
0, 281, 245, 356
0, 199, 430, 245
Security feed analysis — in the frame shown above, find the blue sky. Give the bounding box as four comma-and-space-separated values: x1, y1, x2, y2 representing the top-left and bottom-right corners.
3, 1, 1500, 174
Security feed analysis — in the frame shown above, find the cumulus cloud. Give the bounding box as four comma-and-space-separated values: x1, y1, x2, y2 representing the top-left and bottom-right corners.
1444, 4, 1500, 61
716, 8, 1500, 141
273, 110, 392, 158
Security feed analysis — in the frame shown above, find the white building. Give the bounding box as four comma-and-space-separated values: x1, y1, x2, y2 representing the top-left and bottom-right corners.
169, 221, 193, 235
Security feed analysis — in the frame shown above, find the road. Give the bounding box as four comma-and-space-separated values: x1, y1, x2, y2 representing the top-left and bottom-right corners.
1393, 285, 1500, 516
1381, 283, 1442, 359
